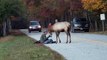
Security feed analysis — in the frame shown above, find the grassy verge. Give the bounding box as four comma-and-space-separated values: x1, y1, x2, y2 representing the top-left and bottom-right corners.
0, 35, 65, 60
88, 31, 107, 35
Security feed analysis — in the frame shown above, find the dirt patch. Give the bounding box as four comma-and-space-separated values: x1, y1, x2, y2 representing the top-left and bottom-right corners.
10, 29, 25, 36
0, 29, 24, 42
0, 36, 13, 42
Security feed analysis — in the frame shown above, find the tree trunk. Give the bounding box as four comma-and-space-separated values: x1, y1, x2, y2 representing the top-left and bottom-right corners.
86, 12, 94, 32
2, 21, 6, 36
6, 18, 12, 34
95, 20, 98, 31
8, 19, 12, 32
0, 24, 3, 36
67, 11, 71, 22
70, 10, 74, 21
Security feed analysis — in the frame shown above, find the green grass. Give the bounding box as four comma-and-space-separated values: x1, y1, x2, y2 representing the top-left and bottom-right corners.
0, 35, 64, 60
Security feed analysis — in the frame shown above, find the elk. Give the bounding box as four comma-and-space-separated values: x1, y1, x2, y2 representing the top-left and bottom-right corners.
48, 22, 71, 43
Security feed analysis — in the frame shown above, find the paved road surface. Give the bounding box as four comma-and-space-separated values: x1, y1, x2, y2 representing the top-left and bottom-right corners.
21, 29, 107, 60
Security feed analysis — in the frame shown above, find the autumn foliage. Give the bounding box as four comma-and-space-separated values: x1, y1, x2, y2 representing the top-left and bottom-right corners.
81, 0, 107, 12
23, 0, 107, 21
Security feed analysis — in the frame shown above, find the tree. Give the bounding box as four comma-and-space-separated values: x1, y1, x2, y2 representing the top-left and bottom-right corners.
23, 0, 84, 27
23, 0, 42, 20
39, 0, 67, 20
0, 0, 26, 36
81, 0, 107, 31
81, 0, 107, 12
69, 0, 83, 19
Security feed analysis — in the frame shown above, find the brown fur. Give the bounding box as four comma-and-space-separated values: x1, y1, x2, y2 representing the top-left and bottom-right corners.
49, 22, 71, 43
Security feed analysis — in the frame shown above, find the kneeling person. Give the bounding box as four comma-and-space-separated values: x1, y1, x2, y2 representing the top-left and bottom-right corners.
35, 30, 55, 44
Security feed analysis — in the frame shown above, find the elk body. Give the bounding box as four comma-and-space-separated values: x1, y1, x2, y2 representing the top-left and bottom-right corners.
49, 22, 71, 43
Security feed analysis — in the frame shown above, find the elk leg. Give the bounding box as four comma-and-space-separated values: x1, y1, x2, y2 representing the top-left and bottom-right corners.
68, 32, 71, 43
58, 32, 61, 43
56, 31, 61, 43
56, 32, 58, 43
66, 32, 68, 43
56, 37, 58, 43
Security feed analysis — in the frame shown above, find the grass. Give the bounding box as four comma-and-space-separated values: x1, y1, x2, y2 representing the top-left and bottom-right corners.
88, 31, 107, 35
0, 35, 65, 60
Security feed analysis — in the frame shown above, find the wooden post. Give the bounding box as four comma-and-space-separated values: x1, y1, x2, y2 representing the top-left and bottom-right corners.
100, 13, 105, 32
102, 20, 105, 32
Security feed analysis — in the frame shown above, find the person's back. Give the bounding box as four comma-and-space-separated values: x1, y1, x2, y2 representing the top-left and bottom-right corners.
39, 33, 47, 43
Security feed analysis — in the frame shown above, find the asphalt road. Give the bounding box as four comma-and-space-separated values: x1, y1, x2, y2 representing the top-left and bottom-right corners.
21, 29, 107, 60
